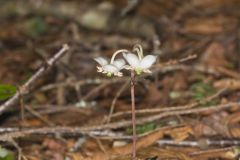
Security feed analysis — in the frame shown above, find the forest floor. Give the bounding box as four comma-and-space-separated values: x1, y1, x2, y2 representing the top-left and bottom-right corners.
0, 0, 240, 160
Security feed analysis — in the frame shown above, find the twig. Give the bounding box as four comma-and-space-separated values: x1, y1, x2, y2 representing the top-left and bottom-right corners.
0, 102, 238, 141
0, 127, 123, 140
7, 104, 92, 120
154, 54, 197, 69
0, 127, 87, 142
40, 78, 114, 91
216, 66, 240, 79
39, 63, 219, 93
0, 44, 69, 115
189, 146, 235, 156
18, 86, 25, 122
121, 0, 141, 16
0, 102, 237, 141
157, 138, 240, 148
111, 88, 226, 119
25, 105, 55, 126
106, 79, 130, 123
86, 102, 239, 130
0, 125, 182, 140
91, 136, 107, 155
82, 82, 110, 101
10, 139, 28, 160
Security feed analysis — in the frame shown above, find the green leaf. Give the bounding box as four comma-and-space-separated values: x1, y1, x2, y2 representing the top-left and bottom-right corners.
21, 17, 48, 38
146, 156, 158, 160
191, 82, 215, 100
190, 82, 219, 106
126, 123, 156, 135
0, 84, 16, 101
0, 147, 14, 160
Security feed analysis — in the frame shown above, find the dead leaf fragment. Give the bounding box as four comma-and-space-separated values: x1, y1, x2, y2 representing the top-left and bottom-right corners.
165, 126, 193, 142
200, 42, 228, 67
214, 79, 240, 90
182, 15, 236, 34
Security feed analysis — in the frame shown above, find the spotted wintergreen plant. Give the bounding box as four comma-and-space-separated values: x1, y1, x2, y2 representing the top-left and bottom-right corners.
123, 44, 157, 159
94, 44, 157, 160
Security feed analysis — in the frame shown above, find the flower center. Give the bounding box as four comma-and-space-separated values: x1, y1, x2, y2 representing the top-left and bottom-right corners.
107, 72, 112, 77
135, 68, 142, 75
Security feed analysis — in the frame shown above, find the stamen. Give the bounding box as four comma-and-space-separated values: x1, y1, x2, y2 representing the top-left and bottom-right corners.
133, 44, 143, 60
96, 66, 103, 72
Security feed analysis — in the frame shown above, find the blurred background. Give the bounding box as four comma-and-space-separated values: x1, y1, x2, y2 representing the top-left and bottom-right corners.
0, 0, 240, 160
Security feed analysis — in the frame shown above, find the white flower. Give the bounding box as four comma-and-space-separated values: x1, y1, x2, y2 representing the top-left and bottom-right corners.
94, 57, 125, 77
123, 52, 157, 75
94, 45, 156, 76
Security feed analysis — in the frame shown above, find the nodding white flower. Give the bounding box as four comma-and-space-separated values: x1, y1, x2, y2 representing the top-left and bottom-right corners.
94, 49, 129, 77
94, 57, 126, 77
123, 45, 157, 75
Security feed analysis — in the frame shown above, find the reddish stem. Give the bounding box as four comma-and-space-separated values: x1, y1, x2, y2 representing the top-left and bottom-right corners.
130, 71, 137, 159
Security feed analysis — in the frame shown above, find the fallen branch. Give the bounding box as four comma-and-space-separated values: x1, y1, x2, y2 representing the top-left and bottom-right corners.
0, 126, 86, 142
111, 88, 226, 118
0, 102, 238, 141
88, 102, 240, 130
0, 44, 69, 115
157, 139, 240, 148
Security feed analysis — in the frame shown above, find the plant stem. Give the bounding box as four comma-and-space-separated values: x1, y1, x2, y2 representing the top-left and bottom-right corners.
130, 70, 137, 159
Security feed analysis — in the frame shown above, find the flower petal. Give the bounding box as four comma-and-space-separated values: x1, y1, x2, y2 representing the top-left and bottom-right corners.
123, 53, 140, 68
94, 57, 109, 66
143, 69, 152, 73
102, 64, 119, 73
140, 55, 157, 69
124, 65, 133, 70
112, 59, 125, 69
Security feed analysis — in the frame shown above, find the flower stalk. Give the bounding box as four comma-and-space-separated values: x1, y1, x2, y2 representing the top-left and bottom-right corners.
130, 70, 137, 159
110, 49, 129, 64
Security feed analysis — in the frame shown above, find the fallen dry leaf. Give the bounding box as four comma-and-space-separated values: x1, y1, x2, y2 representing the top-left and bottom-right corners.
182, 15, 236, 34
202, 112, 230, 137
165, 125, 193, 142
199, 42, 228, 67
113, 128, 164, 155
66, 153, 91, 160
43, 138, 66, 151
214, 79, 240, 90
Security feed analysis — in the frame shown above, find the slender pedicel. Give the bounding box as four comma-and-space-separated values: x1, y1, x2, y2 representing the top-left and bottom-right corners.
130, 70, 137, 159
110, 49, 129, 64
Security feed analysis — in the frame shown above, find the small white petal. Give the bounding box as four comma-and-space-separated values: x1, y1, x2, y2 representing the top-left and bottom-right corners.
112, 59, 125, 69
102, 64, 119, 73
143, 69, 152, 73
123, 53, 140, 68
94, 57, 109, 66
96, 66, 103, 72
124, 65, 133, 70
140, 55, 157, 69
